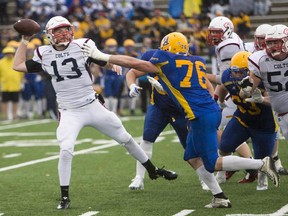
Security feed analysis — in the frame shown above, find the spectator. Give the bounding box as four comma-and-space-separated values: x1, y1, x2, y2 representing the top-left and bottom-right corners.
101, 38, 124, 114
0, 47, 23, 120
0, 0, 8, 24
133, 13, 151, 42
254, 0, 271, 16
168, 0, 184, 18
236, 11, 251, 39
115, 0, 134, 20
132, 0, 154, 18
176, 13, 193, 33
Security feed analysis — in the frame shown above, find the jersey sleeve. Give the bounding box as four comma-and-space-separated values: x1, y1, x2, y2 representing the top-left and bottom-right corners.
248, 52, 262, 79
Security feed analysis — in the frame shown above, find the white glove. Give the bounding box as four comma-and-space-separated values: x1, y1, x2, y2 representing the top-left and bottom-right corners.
217, 100, 228, 109
82, 43, 111, 62
238, 76, 253, 97
245, 88, 264, 103
147, 76, 166, 93
129, 83, 142, 97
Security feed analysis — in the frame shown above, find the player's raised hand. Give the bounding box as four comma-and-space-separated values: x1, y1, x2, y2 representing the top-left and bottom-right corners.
82, 43, 111, 62
129, 83, 142, 97
147, 76, 166, 93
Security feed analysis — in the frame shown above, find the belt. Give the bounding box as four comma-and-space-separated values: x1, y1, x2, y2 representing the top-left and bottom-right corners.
278, 112, 288, 117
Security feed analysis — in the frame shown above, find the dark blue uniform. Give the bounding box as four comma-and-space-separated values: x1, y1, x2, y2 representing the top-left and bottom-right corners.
150, 50, 221, 172
141, 49, 187, 149
220, 68, 277, 159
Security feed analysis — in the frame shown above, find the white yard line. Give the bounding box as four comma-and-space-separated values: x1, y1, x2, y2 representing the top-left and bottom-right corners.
173, 209, 195, 216
0, 132, 54, 136
0, 142, 119, 172
0, 119, 53, 130
78, 211, 99, 216
226, 204, 288, 216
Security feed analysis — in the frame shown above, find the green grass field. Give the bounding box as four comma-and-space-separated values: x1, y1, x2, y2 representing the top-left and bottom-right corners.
0, 116, 288, 216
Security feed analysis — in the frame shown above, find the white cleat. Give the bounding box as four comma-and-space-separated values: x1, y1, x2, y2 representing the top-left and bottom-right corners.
205, 197, 232, 208
260, 156, 279, 187
128, 176, 144, 190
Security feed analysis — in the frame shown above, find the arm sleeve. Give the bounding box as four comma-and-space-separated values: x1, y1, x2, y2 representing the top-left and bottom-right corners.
87, 57, 107, 67
25, 59, 44, 73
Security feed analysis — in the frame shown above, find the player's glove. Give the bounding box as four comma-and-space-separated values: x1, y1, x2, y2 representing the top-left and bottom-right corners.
217, 100, 228, 109
129, 83, 142, 97
238, 76, 253, 97
147, 76, 166, 94
245, 88, 264, 103
82, 43, 111, 62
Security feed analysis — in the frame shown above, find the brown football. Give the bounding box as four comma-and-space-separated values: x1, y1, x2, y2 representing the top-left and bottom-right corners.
13, 19, 41, 36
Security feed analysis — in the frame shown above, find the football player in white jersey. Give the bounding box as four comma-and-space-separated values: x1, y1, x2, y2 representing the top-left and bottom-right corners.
206, 16, 253, 184
12, 16, 177, 210
245, 24, 288, 177
240, 23, 288, 176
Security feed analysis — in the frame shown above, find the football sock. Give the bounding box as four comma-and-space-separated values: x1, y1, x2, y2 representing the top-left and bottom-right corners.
136, 140, 153, 178
222, 155, 263, 170
214, 192, 228, 199
142, 159, 156, 174
60, 186, 69, 198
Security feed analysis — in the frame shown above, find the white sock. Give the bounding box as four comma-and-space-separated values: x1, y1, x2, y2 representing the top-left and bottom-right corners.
222, 155, 263, 171
196, 165, 222, 195
135, 140, 153, 179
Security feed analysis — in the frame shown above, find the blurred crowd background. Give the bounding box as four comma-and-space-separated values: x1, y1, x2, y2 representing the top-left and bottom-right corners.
0, 0, 272, 120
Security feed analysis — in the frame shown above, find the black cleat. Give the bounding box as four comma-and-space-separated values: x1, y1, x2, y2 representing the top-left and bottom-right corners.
155, 167, 178, 180
57, 197, 70, 210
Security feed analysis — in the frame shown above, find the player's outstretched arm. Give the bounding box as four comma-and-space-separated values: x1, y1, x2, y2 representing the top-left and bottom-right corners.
13, 35, 31, 73
83, 43, 158, 73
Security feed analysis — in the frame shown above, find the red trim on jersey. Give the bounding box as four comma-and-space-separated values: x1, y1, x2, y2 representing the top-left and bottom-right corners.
36, 47, 42, 60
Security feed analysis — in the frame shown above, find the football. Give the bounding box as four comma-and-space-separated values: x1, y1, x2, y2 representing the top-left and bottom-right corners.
13, 19, 41, 36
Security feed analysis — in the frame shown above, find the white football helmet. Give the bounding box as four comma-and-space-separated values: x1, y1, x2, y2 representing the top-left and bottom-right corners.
254, 24, 272, 51
207, 16, 234, 46
265, 24, 288, 59
44, 16, 73, 46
